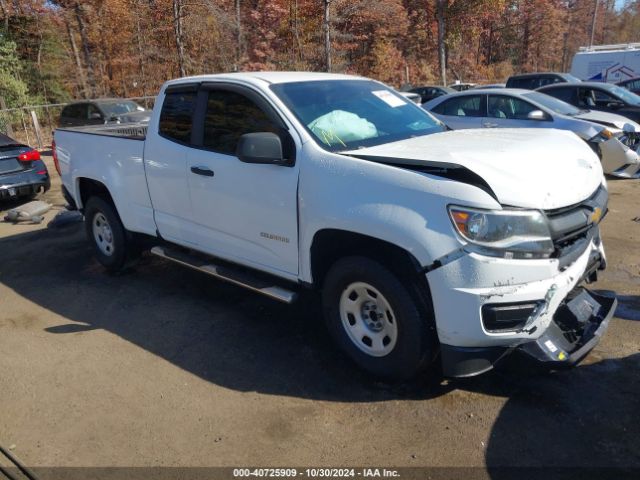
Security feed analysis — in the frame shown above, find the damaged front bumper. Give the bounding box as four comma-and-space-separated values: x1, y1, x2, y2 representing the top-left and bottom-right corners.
440, 288, 616, 377
518, 288, 616, 365
428, 221, 614, 377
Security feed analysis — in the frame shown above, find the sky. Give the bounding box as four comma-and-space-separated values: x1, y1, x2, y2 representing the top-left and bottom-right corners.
615, 0, 629, 10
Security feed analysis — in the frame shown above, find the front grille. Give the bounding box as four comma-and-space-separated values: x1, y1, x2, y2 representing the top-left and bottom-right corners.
544, 185, 608, 269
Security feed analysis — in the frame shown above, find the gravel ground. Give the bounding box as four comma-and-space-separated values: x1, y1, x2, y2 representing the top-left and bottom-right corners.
0, 156, 638, 479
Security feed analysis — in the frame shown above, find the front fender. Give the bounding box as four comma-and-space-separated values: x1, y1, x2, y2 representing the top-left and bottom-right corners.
297, 145, 500, 283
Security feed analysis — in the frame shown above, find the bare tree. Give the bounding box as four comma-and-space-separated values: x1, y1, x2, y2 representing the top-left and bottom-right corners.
133, 0, 149, 97
323, 0, 331, 72
65, 16, 89, 98
235, 0, 242, 71
173, 0, 186, 77
74, 2, 96, 96
436, 0, 446, 85
589, 0, 598, 47
0, 0, 9, 31
290, 0, 302, 66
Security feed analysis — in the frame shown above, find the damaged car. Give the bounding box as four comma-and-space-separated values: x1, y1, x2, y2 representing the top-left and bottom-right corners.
424, 88, 640, 178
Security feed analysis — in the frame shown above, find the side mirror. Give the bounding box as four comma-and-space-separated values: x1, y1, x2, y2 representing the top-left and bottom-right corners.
527, 109, 547, 120
236, 132, 289, 166
607, 101, 624, 110
89, 112, 103, 120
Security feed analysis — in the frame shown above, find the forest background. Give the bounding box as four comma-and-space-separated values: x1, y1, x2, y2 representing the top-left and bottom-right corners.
0, 0, 639, 108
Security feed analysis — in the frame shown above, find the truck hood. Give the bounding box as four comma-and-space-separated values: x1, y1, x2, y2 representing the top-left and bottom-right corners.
343, 128, 603, 210
574, 110, 640, 132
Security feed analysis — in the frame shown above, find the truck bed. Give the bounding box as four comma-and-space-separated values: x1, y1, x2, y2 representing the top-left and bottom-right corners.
55, 122, 156, 236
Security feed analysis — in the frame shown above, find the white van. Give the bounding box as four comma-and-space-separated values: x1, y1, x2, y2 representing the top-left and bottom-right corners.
571, 43, 640, 82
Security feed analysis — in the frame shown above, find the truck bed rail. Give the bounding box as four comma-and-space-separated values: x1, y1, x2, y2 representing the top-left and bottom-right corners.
56, 122, 148, 140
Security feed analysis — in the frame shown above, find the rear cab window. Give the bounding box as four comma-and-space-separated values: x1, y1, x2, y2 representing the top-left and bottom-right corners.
159, 90, 197, 144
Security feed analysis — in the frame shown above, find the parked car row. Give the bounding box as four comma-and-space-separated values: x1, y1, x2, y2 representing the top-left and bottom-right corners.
405, 70, 640, 179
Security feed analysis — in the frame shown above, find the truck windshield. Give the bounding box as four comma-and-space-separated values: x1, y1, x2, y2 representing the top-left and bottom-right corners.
271, 80, 444, 152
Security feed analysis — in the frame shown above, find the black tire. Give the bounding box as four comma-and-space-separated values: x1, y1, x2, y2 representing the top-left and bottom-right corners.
322, 256, 438, 381
84, 196, 137, 272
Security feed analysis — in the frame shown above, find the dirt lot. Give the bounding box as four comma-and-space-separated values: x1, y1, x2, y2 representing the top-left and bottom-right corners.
1, 156, 639, 478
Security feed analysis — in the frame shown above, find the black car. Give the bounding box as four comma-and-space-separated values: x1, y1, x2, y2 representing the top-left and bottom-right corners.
59, 99, 149, 127
0, 133, 50, 201
616, 77, 640, 95
448, 82, 476, 91
408, 85, 455, 104
505, 72, 581, 90
537, 81, 640, 123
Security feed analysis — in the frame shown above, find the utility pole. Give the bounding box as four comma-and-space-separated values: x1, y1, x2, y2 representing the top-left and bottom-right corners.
323, 0, 331, 72
589, 0, 598, 47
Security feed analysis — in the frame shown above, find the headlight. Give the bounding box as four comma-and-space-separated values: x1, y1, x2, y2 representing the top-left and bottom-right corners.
448, 206, 554, 259
589, 129, 614, 143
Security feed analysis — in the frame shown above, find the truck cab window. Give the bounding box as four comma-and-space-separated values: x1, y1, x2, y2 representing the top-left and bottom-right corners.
202, 90, 278, 155
159, 91, 196, 144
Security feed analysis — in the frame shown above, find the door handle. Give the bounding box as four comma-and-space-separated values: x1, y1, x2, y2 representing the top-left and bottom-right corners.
483, 122, 499, 128
190, 166, 214, 177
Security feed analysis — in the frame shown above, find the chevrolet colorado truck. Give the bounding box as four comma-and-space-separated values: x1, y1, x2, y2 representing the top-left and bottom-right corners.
53, 72, 616, 380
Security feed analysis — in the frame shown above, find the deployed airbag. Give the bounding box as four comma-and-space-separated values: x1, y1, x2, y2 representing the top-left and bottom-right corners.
308, 110, 378, 147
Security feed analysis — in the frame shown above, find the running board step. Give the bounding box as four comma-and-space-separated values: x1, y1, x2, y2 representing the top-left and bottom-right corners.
150, 246, 297, 304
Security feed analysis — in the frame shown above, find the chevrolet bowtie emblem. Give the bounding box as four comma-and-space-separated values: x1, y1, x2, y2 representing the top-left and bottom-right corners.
590, 207, 603, 224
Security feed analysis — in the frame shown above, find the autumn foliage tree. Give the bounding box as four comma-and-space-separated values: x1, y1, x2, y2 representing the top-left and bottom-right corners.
0, 0, 638, 105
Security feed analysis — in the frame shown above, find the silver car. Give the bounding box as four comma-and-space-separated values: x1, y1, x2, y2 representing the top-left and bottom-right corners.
424, 88, 640, 178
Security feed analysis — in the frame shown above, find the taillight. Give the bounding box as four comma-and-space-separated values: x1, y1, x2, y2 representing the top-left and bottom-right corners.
52, 139, 61, 176
18, 150, 41, 162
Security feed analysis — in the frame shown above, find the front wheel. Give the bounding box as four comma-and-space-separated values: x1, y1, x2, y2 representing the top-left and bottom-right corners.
322, 256, 437, 380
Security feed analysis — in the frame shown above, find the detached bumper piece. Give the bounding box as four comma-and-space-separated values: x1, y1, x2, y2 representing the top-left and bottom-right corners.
518, 288, 616, 366
441, 288, 616, 378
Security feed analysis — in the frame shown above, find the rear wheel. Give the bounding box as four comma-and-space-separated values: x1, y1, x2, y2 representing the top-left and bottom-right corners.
322, 256, 437, 380
84, 196, 137, 272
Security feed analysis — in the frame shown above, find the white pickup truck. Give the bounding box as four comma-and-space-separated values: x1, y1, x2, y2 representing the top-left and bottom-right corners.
53, 72, 616, 380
